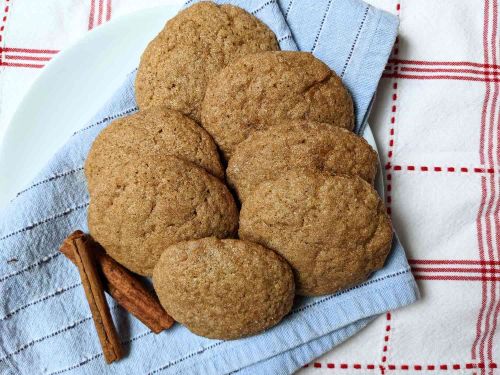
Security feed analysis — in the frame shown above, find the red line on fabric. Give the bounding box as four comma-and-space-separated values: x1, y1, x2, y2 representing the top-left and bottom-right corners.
483, 175, 497, 367
487, 24, 498, 172
383, 2, 400, 220
481, 123, 496, 375
399, 66, 500, 76
4, 55, 51, 61
0, 61, 44, 68
410, 259, 500, 266
387, 164, 499, 174
88, 0, 96, 30
97, 0, 104, 26
106, 0, 112, 21
309, 363, 498, 370
475, 0, 500, 371
0, 0, 10, 48
388, 58, 500, 70
490, 185, 500, 370
382, 73, 500, 82
2, 47, 59, 53
474, 177, 490, 363
486, 1, 500, 371
415, 275, 500, 281
379, 291, 392, 371
412, 267, 500, 274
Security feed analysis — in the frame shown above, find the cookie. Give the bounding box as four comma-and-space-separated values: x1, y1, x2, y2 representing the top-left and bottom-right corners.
201, 51, 354, 158
227, 120, 378, 202
88, 155, 238, 276
135, 2, 279, 122
153, 237, 295, 340
84, 106, 224, 193
239, 170, 392, 296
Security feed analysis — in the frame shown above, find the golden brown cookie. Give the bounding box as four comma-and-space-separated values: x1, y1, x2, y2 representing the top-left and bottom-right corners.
239, 170, 392, 296
85, 107, 224, 194
88, 155, 238, 276
201, 51, 354, 158
227, 120, 378, 202
135, 2, 279, 122
153, 237, 295, 340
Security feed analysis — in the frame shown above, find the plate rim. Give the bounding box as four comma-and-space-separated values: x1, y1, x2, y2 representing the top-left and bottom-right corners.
0, 2, 184, 209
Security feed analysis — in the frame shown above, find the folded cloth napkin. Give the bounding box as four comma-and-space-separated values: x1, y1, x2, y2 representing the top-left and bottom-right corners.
0, 0, 418, 374
282, 0, 399, 133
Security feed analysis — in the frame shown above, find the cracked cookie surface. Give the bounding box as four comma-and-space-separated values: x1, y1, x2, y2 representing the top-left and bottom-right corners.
85, 106, 224, 195
227, 120, 378, 202
88, 156, 238, 276
135, 2, 279, 122
153, 237, 295, 340
201, 51, 354, 159
239, 170, 392, 296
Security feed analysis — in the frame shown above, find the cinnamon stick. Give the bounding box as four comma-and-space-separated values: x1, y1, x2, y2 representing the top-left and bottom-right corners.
69, 233, 123, 363
60, 231, 174, 334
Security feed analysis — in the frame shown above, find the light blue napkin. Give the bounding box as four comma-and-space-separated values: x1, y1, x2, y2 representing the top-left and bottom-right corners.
0, 1, 418, 374
281, 0, 399, 133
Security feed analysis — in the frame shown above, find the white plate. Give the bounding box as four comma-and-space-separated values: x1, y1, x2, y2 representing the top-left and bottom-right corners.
0, 2, 381, 209
0, 2, 184, 209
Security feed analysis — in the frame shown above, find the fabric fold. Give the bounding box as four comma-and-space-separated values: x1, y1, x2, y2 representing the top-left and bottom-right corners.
281, 0, 398, 133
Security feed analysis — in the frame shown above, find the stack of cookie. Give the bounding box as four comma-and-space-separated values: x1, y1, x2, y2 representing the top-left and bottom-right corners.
85, 2, 392, 340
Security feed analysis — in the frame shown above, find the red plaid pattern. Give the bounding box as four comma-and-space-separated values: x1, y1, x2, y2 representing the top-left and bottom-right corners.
299, 0, 500, 373
0, 0, 498, 374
